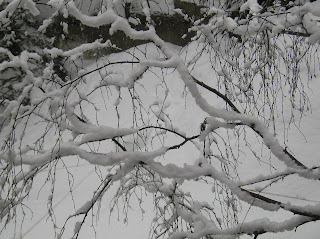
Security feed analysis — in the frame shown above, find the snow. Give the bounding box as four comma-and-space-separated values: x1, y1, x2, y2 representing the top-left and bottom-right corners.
67, 1, 118, 28
24, 0, 40, 16
240, 0, 263, 14
1, 1, 320, 239
0, 0, 20, 19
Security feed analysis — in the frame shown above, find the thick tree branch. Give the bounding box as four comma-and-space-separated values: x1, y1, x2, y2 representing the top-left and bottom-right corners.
191, 75, 308, 169
112, 138, 127, 151
282, 30, 311, 38
241, 188, 320, 219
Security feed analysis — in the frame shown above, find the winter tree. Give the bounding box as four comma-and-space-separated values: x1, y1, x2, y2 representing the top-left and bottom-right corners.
1, 0, 320, 238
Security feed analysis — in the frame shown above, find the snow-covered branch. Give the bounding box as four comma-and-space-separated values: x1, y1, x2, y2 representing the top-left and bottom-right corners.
1, 0, 319, 238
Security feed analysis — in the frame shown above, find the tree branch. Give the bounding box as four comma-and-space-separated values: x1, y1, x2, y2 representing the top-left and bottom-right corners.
191, 75, 241, 113
168, 135, 199, 150
191, 75, 308, 169
112, 138, 127, 151
241, 188, 320, 219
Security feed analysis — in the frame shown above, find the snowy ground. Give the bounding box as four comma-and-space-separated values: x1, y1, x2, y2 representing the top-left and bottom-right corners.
1, 42, 320, 239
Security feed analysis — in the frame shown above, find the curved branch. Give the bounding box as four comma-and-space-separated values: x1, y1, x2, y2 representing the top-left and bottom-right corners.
62, 61, 140, 87
61, 176, 113, 238
191, 75, 307, 169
